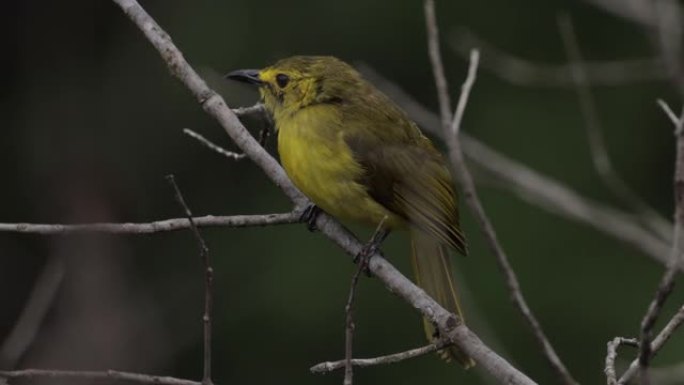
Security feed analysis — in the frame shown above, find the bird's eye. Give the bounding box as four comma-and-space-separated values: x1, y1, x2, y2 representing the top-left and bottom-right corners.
275, 73, 290, 88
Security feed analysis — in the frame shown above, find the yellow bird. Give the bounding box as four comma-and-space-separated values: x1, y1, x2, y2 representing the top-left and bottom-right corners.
227, 56, 473, 368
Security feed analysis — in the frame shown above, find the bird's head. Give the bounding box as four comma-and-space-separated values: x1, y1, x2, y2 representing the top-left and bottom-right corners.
226, 56, 363, 118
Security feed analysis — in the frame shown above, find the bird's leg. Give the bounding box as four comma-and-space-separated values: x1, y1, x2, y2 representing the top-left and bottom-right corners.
354, 228, 390, 276
299, 203, 322, 232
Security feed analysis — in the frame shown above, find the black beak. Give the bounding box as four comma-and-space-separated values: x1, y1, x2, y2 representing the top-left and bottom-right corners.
225, 69, 263, 86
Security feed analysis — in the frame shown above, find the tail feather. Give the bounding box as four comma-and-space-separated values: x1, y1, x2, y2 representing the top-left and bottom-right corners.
410, 230, 475, 369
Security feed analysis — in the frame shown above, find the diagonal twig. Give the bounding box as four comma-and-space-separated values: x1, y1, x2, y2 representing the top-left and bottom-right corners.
0, 256, 64, 369
166, 175, 213, 385
557, 13, 671, 241
423, 1, 576, 383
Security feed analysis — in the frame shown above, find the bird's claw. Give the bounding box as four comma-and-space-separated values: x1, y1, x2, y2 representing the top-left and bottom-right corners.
299, 204, 321, 232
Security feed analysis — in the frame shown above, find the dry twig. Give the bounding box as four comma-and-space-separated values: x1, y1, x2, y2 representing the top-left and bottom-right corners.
311, 339, 452, 373
166, 176, 214, 385
342, 218, 388, 385
619, 305, 684, 384
0, 212, 299, 234
635, 101, 684, 384
605, 337, 638, 385
423, 1, 576, 383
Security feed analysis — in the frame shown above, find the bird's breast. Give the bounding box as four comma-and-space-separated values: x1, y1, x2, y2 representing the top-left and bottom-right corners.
276, 107, 403, 228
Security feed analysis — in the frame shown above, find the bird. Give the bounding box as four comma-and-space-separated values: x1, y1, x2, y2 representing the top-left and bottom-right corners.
227, 56, 473, 368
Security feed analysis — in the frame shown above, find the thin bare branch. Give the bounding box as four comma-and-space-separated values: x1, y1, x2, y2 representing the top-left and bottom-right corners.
636, 102, 684, 384
619, 305, 684, 384
0, 212, 299, 235
0, 369, 200, 385
423, 0, 452, 132
0, 257, 64, 368
343, 218, 388, 385
231, 104, 265, 117
424, 1, 575, 383
312, 339, 452, 373
166, 176, 213, 385
449, 28, 665, 87
358, 63, 676, 269
185, 120, 270, 162
449, 51, 479, 136
558, 14, 671, 241
109, 0, 535, 382
605, 337, 639, 385
184, 129, 246, 160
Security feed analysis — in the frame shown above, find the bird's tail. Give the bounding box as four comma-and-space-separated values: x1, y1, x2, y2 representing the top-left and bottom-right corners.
410, 229, 475, 369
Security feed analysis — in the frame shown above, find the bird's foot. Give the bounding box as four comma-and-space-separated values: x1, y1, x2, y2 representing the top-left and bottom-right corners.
298, 203, 321, 232
353, 228, 390, 277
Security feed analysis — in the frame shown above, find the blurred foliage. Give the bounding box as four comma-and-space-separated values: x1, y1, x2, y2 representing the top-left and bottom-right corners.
1, 0, 683, 384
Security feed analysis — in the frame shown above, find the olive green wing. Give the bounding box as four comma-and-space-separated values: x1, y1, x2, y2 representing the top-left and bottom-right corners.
344, 132, 468, 255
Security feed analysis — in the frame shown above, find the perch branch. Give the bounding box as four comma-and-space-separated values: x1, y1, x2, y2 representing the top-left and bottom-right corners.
424, 1, 576, 383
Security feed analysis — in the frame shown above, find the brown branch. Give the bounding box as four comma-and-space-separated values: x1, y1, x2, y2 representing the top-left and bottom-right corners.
423, 1, 576, 383
557, 14, 671, 243
108, 0, 536, 383
605, 337, 639, 385
166, 176, 213, 385
618, 305, 684, 384
0, 369, 200, 385
0, 212, 299, 235
358, 63, 675, 266
636, 101, 684, 384
449, 27, 665, 87
311, 339, 452, 373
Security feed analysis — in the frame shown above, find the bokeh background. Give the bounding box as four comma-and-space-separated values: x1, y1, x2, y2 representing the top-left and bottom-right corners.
1, 0, 683, 384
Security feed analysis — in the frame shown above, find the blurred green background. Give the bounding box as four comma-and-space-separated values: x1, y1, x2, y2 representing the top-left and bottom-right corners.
1, 0, 683, 384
